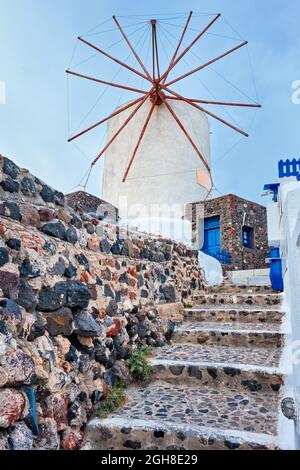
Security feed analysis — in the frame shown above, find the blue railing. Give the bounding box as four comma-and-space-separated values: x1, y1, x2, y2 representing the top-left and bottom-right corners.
205, 250, 232, 266
278, 159, 300, 180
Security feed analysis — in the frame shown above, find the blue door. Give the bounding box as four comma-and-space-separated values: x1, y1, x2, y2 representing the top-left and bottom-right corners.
203, 216, 220, 257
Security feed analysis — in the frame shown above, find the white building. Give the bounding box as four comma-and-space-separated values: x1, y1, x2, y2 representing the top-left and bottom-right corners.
101, 99, 211, 242
266, 173, 300, 449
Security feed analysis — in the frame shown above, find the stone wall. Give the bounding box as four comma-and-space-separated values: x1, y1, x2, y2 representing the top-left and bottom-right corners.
0, 155, 205, 450
190, 194, 269, 271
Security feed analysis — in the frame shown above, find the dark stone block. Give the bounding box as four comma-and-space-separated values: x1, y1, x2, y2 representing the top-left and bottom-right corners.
85, 222, 95, 235
45, 307, 74, 336
71, 215, 83, 229
38, 285, 66, 312
66, 226, 78, 244
241, 380, 262, 392
187, 366, 203, 380
40, 185, 55, 203
43, 240, 56, 256
123, 440, 142, 450
271, 384, 281, 392
54, 191, 65, 207
41, 221, 66, 241
207, 367, 218, 379
64, 281, 91, 309
6, 238, 21, 251
19, 259, 40, 278
111, 241, 122, 255
1, 177, 20, 193
106, 300, 118, 317
169, 365, 184, 376
2, 157, 20, 179
38, 280, 90, 311
121, 241, 130, 257
21, 177, 36, 196
154, 431, 165, 438
65, 345, 79, 363
141, 289, 149, 298
0, 271, 19, 299
119, 272, 128, 284
224, 367, 241, 377
100, 238, 111, 254
104, 284, 114, 299
0, 299, 22, 323
17, 280, 37, 311
140, 247, 150, 259
49, 258, 66, 276
64, 264, 77, 279
224, 440, 240, 450
75, 253, 89, 271
161, 284, 176, 303
0, 202, 21, 221
0, 247, 9, 267
27, 313, 46, 341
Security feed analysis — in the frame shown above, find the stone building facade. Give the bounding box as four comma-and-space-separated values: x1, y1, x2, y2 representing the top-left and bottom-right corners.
189, 194, 269, 271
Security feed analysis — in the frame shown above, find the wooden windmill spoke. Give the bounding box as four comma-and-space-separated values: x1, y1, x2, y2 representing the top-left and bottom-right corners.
164, 41, 248, 87
91, 90, 153, 166
165, 96, 261, 108
113, 16, 153, 82
161, 11, 193, 85
78, 37, 152, 82
157, 90, 210, 172
159, 13, 221, 83
122, 96, 157, 182
151, 20, 160, 81
68, 96, 145, 143
66, 70, 148, 94
162, 86, 249, 137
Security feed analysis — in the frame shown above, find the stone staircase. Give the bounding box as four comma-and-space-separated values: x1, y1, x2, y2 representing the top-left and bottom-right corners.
84, 285, 288, 450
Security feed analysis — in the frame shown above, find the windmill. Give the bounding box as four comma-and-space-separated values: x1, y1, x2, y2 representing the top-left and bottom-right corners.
66, 12, 260, 218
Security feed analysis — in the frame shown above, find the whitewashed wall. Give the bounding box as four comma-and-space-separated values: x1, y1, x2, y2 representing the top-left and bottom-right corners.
267, 180, 300, 448
102, 99, 211, 221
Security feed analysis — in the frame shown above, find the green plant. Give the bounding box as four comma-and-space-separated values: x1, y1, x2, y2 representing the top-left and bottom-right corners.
97, 381, 126, 419
126, 345, 153, 384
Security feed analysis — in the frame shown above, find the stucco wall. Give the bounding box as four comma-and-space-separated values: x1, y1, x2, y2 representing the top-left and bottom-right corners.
102, 99, 211, 219
267, 180, 300, 448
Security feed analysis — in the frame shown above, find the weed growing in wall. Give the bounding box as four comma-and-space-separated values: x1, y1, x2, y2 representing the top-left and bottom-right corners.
126, 345, 153, 385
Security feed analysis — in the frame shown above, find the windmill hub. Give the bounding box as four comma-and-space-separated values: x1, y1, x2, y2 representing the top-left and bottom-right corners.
150, 82, 164, 106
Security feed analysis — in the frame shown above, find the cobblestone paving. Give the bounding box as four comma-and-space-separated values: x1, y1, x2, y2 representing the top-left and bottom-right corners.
114, 383, 278, 435
153, 344, 282, 368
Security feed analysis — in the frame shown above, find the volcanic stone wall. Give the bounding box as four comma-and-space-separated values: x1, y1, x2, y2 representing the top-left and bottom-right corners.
204, 194, 268, 271
0, 155, 205, 450
189, 194, 268, 271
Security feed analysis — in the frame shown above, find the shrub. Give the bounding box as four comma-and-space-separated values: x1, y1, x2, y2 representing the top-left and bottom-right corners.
97, 380, 126, 419
126, 345, 153, 384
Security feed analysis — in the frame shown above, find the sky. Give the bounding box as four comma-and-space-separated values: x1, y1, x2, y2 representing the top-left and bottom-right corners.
0, 0, 299, 204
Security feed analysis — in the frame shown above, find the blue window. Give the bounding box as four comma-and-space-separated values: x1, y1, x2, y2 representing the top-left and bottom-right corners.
242, 226, 254, 249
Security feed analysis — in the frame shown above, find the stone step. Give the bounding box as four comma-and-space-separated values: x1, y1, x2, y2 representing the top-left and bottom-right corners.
185, 306, 284, 324
193, 292, 282, 308
172, 322, 284, 348
208, 284, 273, 294
84, 383, 280, 450
150, 343, 283, 392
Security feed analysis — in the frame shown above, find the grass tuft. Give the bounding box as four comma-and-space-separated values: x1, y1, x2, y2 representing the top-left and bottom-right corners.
97, 380, 126, 419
